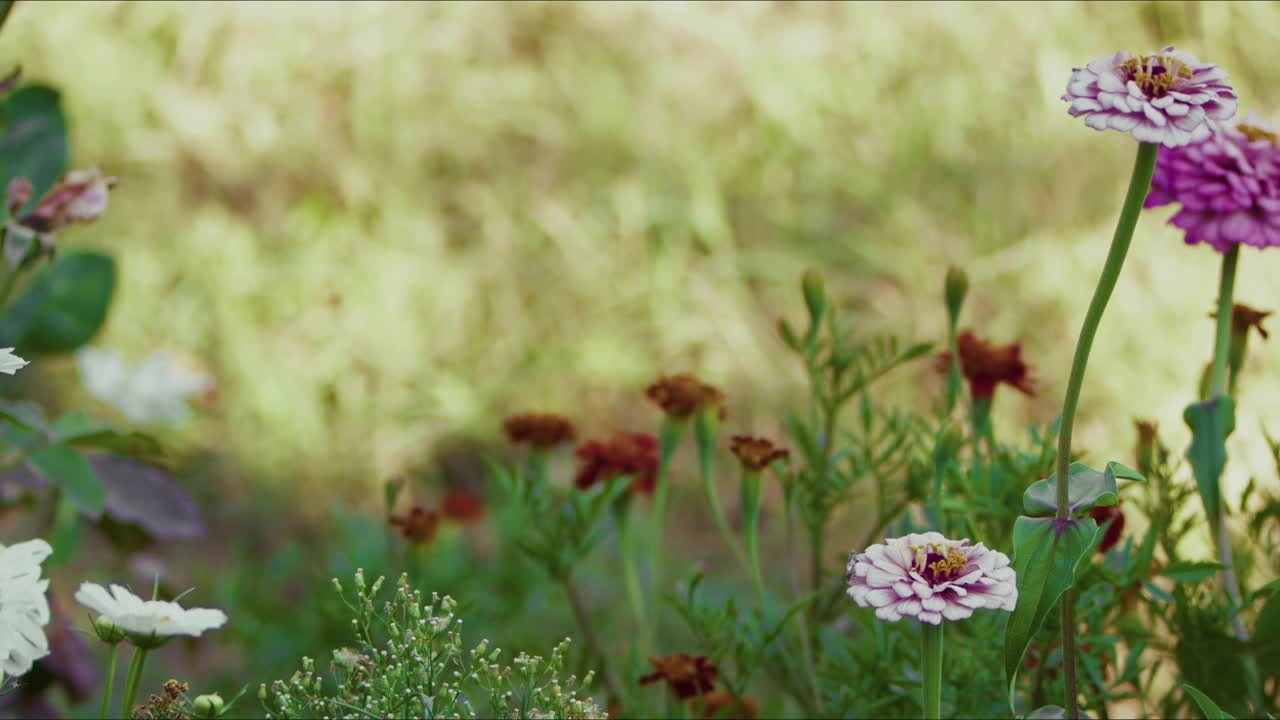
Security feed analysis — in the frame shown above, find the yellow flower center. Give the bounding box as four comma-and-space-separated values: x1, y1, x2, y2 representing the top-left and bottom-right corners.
1118, 53, 1193, 98
1238, 124, 1279, 145
909, 542, 970, 584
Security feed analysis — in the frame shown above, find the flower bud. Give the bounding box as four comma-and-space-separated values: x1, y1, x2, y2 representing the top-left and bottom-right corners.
777, 318, 800, 350
801, 269, 826, 324
944, 266, 968, 325
192, 693, 224, 718
91, 617, 128, 645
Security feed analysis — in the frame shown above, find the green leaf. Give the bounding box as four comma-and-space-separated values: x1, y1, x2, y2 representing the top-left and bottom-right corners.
46, 493, 83, 567
1159, 561, 1227, 584
0, 251, 116, 352
25, 444, 104, 514
1003, 515, 1099, 708
1184, 396, 1235, 521
1182, 684, 1234, 720
1023, 461, 1132, 516
48, 410, 163, 457
0, 84, 68, 222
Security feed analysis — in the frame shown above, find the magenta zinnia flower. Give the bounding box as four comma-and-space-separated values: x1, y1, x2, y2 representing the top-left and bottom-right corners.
1144, 112, 1280, 252
1063, 47, 1236, 147
846, 532, 1017, 625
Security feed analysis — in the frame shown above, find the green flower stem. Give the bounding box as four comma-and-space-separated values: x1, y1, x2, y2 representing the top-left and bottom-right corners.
99, 643, 119, 720
740, 468, 765, 602
921, 622, 944, 720
1053, 141, 1158, 719
616, 507, 648, 633
1204, 245, 1264, 712
120, 647, 149, 719
693, 411, 749, 572
562, 578, 624, 703
649, 418, 684, 601
1208, 246, 1239, 399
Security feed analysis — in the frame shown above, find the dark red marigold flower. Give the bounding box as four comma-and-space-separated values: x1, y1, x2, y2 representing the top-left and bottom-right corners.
502, 413, 577, 449
440, 489, 485, 524
1089, 503, 1126, 555
574, 431, 659, 494
639, 654, 719, 699
937, 330, 1034, 400
692, 691, 757, 720
645, 373, 727, 420
390, 506, 441, 545
729, 435, 789, 472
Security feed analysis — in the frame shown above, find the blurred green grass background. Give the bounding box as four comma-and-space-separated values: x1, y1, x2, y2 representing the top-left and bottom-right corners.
6, 0, 1280, 510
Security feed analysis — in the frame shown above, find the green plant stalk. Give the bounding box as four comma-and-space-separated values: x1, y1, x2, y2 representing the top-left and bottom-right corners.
562, 578, 623, 702
694, 411, 749, 572
1204, 245, 1264, 712
99, 643, 119, 720
120, 647, 149, 718
650, 418, 684, 601
921, 622, 943, 720
616, 506, 648, 633
945, 317, 962, 414
1053, 141, 1158, 719
740, 469, 765, 602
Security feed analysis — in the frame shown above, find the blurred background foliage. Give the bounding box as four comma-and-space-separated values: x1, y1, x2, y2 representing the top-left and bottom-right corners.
5, 0, 1280, 705
7, 0, 1280, 503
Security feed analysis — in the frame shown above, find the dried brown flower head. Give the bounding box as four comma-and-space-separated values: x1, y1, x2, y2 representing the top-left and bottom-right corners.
645, 373, 726, 420
1231, 303, 1272, 340
440, 489, 485, 524
639, 653, 719, 699
937, 331, 1034, 400
574, 431, 659, 494
729, 435, 789, 472
502, 413, 577, 449
390, 506, 441, 545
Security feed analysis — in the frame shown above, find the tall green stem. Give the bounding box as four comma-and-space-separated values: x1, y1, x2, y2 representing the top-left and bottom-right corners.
921, 622, 944, 720
1053, 141, 1158, 719
562, 578, 623, 702
120, 647, 149, 718
1208, 247, 1238, 399
741, 470, 765, 602
100, 643, 119, 720
617, 508, 648, 634
694, 412, 749, 572
1204, 245, 1264, 712
650, 419, 683, 601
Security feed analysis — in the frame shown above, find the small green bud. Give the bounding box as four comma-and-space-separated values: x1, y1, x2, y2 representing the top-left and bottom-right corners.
801, 269, 827, 323
91, 617, 128, 645
258, 684, 268, 702
778, 318, 800, 350
192, 693, 224, 718
944, 266, 968, 325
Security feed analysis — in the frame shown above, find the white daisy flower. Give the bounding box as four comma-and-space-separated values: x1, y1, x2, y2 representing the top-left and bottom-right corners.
0, 539, 53, 679
75, 347, 214, 423
74, 582, 227, 647
0, 347, 28, 375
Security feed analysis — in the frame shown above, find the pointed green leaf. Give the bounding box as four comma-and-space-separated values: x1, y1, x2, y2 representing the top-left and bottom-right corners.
1106, 460, 1144, 482
1, 251, 116, 353
1003, 515, 1099, 708
0, 84, 69, 221
1182, 684, 1234, 720
1159, 561, 1227, 584
25, 444, 104, 514
1023, 462, 1118, 516
1184, 396, 1235, 521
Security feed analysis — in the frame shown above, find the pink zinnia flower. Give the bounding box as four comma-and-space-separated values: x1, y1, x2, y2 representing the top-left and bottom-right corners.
846, 532, 1017, 625
1063, 47, 1236, 147
1144, 113, 1280, 252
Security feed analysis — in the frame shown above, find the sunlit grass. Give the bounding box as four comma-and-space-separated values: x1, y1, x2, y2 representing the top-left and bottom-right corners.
5, 0, 1280, 512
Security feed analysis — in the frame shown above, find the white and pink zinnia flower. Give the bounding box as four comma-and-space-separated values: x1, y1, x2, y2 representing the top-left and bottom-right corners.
1063, 47, 1236, 147
846, 532, 1017, 625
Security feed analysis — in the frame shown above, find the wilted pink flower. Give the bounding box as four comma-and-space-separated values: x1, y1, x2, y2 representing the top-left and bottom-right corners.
19, 168, 117, 233
6, 177, 32, 217
1063, 47, 1236, 147
1144, 113, 1280, 252
846, 532, 1017, 625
